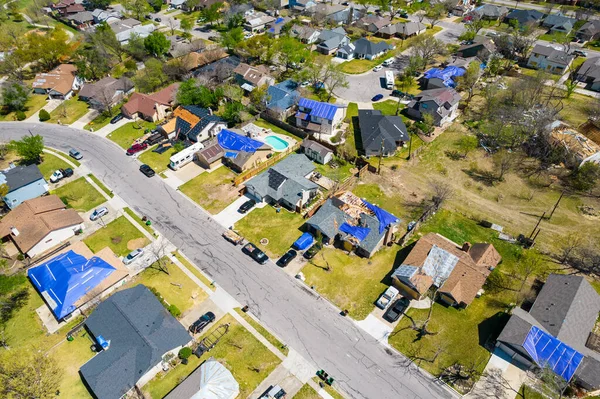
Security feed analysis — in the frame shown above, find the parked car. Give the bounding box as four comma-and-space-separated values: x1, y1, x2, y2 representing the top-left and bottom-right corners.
276, 249, 297, 267
139, 164, 155, 177
238, 199, 256, 214
383, 297, 410, 322
242, 243, 269, 264
382, 58, 394, 67
260, 385, 286, 399
303, 243, 321, 260
154, 17, 161, 22
223, 229, 244, 245
49, 168, 73, 183
572, 49, 588, 57
126, 143, 148, 155
391, 89, 402, 97
110, 113, 124, 124
208, 35, 220, 41
373, 65, 383, 72
372, 94, 384, 101
69, 148, 83, 160
90, 206, 109, 221
376, 286, 399, 309
300, 81, 310, 88
189, 311, 215, 334
123, 248, 144, 265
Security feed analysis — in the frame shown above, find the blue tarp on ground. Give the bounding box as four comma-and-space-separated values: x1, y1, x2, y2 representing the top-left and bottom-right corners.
423, 66, 466, 88
27, 250, 117, 319
217, 129, 264, 153
293, 232, 314, 250
523, 326, 584, 382
339, 223, 370, 242
362, 200, 400, 234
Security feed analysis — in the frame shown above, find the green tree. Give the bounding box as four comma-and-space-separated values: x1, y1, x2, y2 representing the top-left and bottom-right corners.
10, 135, 44, 164
38, 109, 51, 122
0, 350, 63, 399
426, 3, 445, 28
23, 26, 71, 70
569, 162, 600, 192
123, 0, 151, 20
202, 2, 222, 26
220, 26, 244, 51
133, 58, 168, 93
1, 82, 29, 112
87, 0, 110, 9
93, 22, 126, 61
180, 18, 194, 38
456, 135, 478, 157
144, 31, 170, 57
148, 0, 162, 12
456, 61, 481, 105
125, 33, 147, 61
276, 36, 309, 71
221, 101, 244, 124
74, 43, 113, 81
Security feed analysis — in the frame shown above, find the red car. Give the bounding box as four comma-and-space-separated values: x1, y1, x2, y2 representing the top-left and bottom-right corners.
126, 143, 148, 155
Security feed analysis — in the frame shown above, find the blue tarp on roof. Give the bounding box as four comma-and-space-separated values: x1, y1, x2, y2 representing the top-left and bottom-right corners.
362, 199, 399, 234
224, 151, 238, 159
423, 66, 466, 88
339, 222, 371, 242
27, 250, 117, 319
217, 129, 264, 153
293, 232, 314, 250
523, 326, 584, 382
275, 17, 285, 24
298, 98, 339, 120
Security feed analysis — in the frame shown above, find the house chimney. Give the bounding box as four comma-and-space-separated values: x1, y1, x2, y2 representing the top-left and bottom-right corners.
10, 227, 19, 237
461, 242, 471, 252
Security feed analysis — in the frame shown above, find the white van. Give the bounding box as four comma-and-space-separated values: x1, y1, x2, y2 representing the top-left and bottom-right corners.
169, 142, 204, 170
382, 58, 394, 67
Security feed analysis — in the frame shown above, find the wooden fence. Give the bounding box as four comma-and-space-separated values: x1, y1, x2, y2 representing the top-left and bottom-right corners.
233, 142, 300, 186
260, 113, 308, 139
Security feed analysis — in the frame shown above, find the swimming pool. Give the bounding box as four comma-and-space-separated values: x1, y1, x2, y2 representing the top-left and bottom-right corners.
264, 135, 289, 151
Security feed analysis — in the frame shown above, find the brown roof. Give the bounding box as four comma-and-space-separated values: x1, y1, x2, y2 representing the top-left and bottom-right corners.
121, 83, 179, 119
179, 48, 228, 71
31, 64, 77, 96
197, 139, 224, 163
0, 195, 84, 254
233, 63, 271, 86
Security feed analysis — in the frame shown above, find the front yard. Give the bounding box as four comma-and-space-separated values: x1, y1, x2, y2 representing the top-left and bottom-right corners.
179, 166, 237, 214
84, 104, 122, 131
51, 177, 106, 212
0, 94, 47, 121
107, 121, 155, 149
235, 205, 305, 258
138, 144, 177, 174
47, 96, 89, 125
373, 99, 404, 117
39, 152, 71, 180
84, 215, 149, 256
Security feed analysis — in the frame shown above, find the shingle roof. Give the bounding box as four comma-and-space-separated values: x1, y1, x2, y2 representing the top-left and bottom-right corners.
357, 109, 408, 155
301, 139, 332, 158
413, 87, 461, 107
196, 138, 225, 163
577, 20, 600, 35
505, 9, 544, 25
121, 83, 179, 119
531, 44, 574, 66
80, 285, 192, 399
266, 80, 300, 112
577, 57, 600, 82
0, 164, 44, 192
542, 13, 576, 28
79, 77, 134, 103
306, 199, 351, 238
31, 64, 77, 96
352, 38, 392, 57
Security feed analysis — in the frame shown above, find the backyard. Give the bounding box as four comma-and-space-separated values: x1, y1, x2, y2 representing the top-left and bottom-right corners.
253, 118, 303, 141
138, 144, 177, 174
47, 96, 89, 125
39, 152, 71, 180
235, 205, 305, 258
107, 121, 156, 149
179, 166, 237, 214
51, 177, 106, 212
84, 215, 149, 256
0, 94, 47, 121
314, 156, 355, 182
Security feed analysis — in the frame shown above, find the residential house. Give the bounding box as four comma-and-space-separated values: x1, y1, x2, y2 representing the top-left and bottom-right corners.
455, 35, 495, 59
267, 16, 292, 37
109, 18, 155, 44
160, 105, 226, 142
546, 120, 600, 166
316, 28, 350, 55
195, 138, 225, 169
577, 20, 600, 42
52, 0, 85, 16
576, 56, 600, 91
300, 139, 333, 164
0, 195, 83, 258
306, 4, 359, 24
244, 12, 275, 33
67, 11, 94, 30
469, 4, 508, 20
121, 83, 179, 122
31, 64, 82, 100
233, 63, 275, 92
91, 8, 122, 24
164, 360, 239, 399
406, 87, 462, 126
357, 109, 408, 157
79, 77, 135, 110
378, 21, 426, 39
27, 241, 128, 319
356, 14, 391, 33
265, 80, 300, 120
337, 38, 393, 60
80, 285, 193, 399
290, 0, 317, 11
295, 98, 346, 136
391, 233, 501, 307
290, 24, 320, 44
504, 9, 544, 27
168, 37, 205, 58
245, 154, 319, 212
527, 44, 574, 74
495, 274, 600, 391
421, 66, 466, 89
0, 165, 48, 209
542, 13, 577, 34
180, 47, 230, 73
169, 0, 187, 9
306, 191, 399, 258
196, 129, 271, 172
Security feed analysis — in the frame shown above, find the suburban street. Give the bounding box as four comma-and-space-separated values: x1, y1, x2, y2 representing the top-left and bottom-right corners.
0, 122, 459, 399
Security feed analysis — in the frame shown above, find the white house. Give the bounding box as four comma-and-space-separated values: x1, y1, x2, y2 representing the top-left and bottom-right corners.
31, 64, 82, 100
527, 44, 574, 75
295, 97, 346, 136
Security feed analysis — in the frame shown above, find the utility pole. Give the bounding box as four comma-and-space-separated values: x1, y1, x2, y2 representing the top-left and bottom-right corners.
529, 211, 545, 240
548, 190, 564, 220
377, 139, 384, 175
407, 129, 412, 160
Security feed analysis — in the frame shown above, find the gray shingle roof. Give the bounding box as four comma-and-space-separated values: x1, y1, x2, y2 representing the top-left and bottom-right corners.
577, 57, 600, 82
306, 199, 350, 239
1, 165, 44, 192
358, 109, 408, 155
80, 285, 192, 399
352, 38, 391, 58
301, 139, 332, 158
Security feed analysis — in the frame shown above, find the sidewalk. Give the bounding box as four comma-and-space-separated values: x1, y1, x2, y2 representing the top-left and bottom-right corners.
70, 109, 99, 130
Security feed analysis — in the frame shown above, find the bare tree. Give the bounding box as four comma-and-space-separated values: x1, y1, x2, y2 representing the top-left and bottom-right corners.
429, 180, 453, 211
469, 367, 524, 398
323, 62, 348, 102
150, 238, 171, 275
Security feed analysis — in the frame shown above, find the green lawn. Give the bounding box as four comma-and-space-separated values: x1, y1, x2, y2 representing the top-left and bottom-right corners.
173, 251, 215, 291
47, 97, 89, 125
0, 94, 47, 121
311, 377, 345, 399
88, 174, 114, 198
561, 92, 594, 126
234, 308, 288, 356
144, 314, 281, 399
138, 144, 176, 174
519, 385, 545, 399
294, 384, 320, 399
352, 182, 404, 218
179, 167, 237, 214
50, 149, 81, 167
84, 104, 122, 131
537, 31, 572, 43
135, 257, 208, 315
51, 177, 106, 212
373, 99, 403, 116
123, 207, 154, 235
314, 156, 354, 182
253, 118, 303, 141
39, 152, 71, 180
107, 121, 155, 149
235, 206, 305, 258
84, 216, 149, 256
48, 329, 95, 399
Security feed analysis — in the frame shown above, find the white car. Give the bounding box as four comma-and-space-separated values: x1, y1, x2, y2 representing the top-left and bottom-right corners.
244, 32, 254, 39
50, 170, 64, 183
373, 65, 383, 72
376, 286, 399, 309
300, 81, 310, 88
382, 58, 394, 67
90, 206, 109, 221
123, 248, 145, 265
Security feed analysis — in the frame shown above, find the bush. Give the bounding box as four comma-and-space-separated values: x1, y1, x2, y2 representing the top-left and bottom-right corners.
168, 304, 181, 318
15, 111, 26, 121
124, 59, 137, 71
178, 347, 192, 360
39, 109, 50, 122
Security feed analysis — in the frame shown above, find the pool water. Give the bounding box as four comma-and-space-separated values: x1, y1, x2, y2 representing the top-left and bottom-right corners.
264, 135, 289, 151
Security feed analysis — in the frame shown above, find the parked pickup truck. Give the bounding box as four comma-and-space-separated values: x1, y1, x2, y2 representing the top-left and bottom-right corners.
223, 229, 244, 245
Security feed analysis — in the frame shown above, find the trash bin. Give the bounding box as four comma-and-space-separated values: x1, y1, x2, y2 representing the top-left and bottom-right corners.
67, 335, 74, 342
146, 220, 151, 226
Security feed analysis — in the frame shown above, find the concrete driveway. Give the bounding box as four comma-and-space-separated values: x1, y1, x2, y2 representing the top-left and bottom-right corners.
214, 195, 268, 229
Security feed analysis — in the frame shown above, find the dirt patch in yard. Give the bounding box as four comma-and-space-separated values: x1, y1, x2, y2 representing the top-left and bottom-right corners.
127, 238, 147, 250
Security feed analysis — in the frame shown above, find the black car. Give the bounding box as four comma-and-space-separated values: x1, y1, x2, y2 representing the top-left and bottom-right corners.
276, 249, 297, 267
383, 297, 410, 323
110, 113, 124, 124
140, 164, 156, 177
303, 243, 322, 260
242, 243, 269, 264
189, 311, 215, 334
391, 89, 402, 98
208, 35, 220, 42
238, 199, 256, 214
62, 168, 74, 178
154, 17, 162, 22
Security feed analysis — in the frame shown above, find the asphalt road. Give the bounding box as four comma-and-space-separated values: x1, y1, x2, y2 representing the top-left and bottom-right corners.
0, 122, 458, 399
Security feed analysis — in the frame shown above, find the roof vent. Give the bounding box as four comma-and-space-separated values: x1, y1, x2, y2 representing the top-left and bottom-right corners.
10, 227, 19, 237
461, 242, 471, 252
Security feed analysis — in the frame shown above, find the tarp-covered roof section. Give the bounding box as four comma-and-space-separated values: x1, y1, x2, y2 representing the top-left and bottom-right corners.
423, 66, 465, 88
217, 129, 264, 153
293, 232, 314, 250
339, 222, 370, 242
362, 199, 399, 234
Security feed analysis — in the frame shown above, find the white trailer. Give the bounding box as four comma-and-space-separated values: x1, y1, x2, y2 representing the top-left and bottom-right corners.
169, 142, 204, 170
385, 71, 395, 90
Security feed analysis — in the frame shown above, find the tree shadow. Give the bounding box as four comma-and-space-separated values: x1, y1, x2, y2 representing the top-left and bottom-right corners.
477, 311, 511, 350
462, 167, 498, 186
